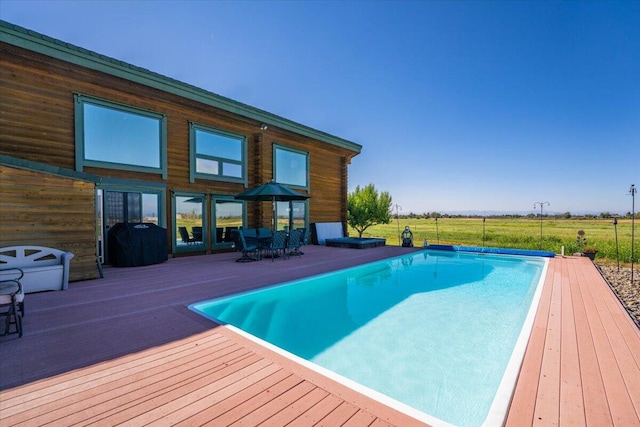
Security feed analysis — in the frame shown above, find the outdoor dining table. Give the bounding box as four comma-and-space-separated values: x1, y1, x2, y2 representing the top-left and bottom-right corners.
235, 228, 301, 261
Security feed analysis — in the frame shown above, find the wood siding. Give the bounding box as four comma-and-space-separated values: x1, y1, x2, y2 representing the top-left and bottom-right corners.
0, 42, 358, 256
0, 165, 98, 281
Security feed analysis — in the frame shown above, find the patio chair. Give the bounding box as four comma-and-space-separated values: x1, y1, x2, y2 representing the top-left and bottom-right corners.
0, 268, 24, 337
231, 229, 260, 262
179, 226, 196, 245
242, 228, 260, 256
265, 230, 287, 261
287, 227, 306, 258
243, 228, 258, 240
257, 227, 273, 253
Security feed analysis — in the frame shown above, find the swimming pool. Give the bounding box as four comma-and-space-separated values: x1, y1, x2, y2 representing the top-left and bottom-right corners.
190, 250, 548, 427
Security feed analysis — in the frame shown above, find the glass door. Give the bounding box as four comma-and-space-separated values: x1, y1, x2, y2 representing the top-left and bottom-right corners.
213, 197, 244, 247
101, 190, 160, 263
174, 195, 206, 251
276, 200, 307, 235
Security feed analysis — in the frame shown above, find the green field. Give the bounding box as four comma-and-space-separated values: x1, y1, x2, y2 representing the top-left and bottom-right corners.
349, 217, 639, 265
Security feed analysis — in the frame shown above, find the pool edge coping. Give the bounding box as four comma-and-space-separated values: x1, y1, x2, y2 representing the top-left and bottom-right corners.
481, 256, 550, 426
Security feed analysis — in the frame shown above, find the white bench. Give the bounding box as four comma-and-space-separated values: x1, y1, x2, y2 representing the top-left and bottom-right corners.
0, 246, 74, 293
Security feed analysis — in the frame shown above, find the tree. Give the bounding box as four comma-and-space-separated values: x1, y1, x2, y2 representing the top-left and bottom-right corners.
347, 184, 392, 238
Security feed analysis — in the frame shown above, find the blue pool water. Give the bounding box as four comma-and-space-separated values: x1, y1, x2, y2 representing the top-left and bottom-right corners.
190, 250, 547, 427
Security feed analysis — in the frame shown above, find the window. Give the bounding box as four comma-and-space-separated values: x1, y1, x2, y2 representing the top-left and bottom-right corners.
190, 123, 246, 184
142, 194, 160, 225
212, 197, 245, 246
173, 194, 206, 251
274, 145, 308, 189
75, 95, 167, 178
276, 200, 307, 234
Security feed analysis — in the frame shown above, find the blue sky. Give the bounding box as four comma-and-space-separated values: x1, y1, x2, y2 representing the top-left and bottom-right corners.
2, 1, 638, 214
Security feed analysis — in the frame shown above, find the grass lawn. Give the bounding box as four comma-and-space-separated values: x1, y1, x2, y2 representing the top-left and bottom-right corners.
349, 217, 638, 265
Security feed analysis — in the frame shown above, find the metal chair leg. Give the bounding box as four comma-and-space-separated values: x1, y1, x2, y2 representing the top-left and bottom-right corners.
2, 300, 22, 337
16, 306, 23, 338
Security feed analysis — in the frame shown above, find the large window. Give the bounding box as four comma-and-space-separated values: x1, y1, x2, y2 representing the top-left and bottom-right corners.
173, 194, 206, 251
274, 145, 308, 189
75, 95, 167, 178
190, 123, 246, 184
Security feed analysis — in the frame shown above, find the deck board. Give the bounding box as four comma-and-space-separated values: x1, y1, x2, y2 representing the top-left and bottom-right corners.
532, 268, 562, 425
558, 259, 586, 425
253, 384, 327, 426
1, 246, 639, 426
208, 374, 306, 426
316, 401, 361, 426
287, 394, 345, 426
568, 259, 613, 426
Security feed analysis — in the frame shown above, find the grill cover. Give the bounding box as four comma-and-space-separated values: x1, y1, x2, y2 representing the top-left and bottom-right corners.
108, 223, 168, 267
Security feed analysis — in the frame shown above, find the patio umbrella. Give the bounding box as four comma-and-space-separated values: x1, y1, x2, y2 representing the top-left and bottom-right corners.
235, 181, 309, 231
183, 197, 203, 203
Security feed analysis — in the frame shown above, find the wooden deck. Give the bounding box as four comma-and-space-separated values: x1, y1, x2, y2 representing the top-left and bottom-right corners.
1, 246, 639, 426
506, 255, 640, 426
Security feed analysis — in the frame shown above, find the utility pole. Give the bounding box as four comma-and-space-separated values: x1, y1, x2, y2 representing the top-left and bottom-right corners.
630, 185, 636, 283
533, 201, 550, 249
613, 216, 620, 271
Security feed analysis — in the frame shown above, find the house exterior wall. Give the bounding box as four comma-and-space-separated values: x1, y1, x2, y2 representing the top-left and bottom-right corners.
0, 165, 97, 281
0, 22, 360, 273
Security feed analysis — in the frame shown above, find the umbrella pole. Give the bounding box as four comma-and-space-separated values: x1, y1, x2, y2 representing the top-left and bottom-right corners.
272, 198, 277, 232
289, 200, 293, 232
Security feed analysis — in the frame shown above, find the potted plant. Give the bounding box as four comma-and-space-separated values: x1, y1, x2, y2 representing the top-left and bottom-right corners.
575, 230, 597, 260
582, 246, 598, 261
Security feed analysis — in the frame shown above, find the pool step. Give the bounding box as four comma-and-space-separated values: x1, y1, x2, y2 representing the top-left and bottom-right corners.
221, 301, 255, 326
239, 301, 277, 338
216, 302, 235, 319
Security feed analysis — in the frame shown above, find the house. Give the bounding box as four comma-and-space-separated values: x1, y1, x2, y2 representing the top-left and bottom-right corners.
0, 20, 362, 281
